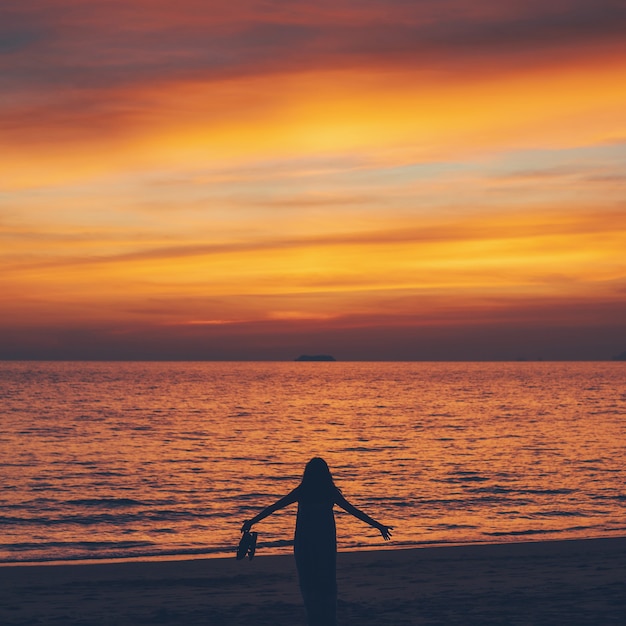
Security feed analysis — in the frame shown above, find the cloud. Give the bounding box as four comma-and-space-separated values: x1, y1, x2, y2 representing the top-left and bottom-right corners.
3, 0, 625, 93
2, 292, 625, 360
3, 0, 626, 166
2, 2, 625, 361
4, 205, 624, 275
0, 27, 43, 54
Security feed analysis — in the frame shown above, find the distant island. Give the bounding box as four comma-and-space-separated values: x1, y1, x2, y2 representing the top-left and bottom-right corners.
294, 354, 336, 362
613, 351, 626, 361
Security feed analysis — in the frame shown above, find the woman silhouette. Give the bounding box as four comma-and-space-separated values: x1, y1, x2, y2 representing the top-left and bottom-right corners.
241, 457, 393, 626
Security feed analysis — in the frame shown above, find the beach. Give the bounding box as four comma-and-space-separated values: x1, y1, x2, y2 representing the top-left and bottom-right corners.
1, 537, 624, 625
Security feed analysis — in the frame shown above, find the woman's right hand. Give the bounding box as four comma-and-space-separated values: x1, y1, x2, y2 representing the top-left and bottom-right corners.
241, 520, 253, 533
377, 524, 393, 541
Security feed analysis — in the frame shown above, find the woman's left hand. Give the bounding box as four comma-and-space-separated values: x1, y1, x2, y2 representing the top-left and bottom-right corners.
241, 520, 253, 533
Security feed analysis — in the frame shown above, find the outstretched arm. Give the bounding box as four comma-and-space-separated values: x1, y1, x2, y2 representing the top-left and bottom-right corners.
241, 489, 298, 532
335, 493, 393, 540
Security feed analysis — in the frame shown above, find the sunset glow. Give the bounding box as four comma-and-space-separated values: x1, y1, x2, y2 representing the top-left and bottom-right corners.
2, 0, 626, 359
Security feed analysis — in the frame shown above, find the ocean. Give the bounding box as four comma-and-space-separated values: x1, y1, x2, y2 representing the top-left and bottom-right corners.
1, 361, 625, 564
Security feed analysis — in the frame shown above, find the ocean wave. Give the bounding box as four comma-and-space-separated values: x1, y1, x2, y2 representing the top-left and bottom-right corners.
0, 508, 227, 527
468, 486, 576, 496
483, 524, 595, 538
531, 510, 585, 517
0, 542, 234, 564
68, 498, 146, 508
591, 494, 626, 502
484, 529, 557, 537
3, 361, 625, 566
1, 540, 155, 553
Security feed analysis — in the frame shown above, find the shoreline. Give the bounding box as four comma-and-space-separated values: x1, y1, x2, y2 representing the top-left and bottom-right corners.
2, 531, 625, 568
2, 536, 625, 625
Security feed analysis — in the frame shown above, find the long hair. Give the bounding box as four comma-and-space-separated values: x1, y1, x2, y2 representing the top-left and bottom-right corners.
298, 457, 340, 502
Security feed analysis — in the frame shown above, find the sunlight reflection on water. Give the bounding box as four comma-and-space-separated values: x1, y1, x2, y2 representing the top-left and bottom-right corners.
1, 361, 625, 563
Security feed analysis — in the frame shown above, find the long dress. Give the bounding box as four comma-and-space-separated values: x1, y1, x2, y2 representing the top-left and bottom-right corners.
294, 490, 338, 626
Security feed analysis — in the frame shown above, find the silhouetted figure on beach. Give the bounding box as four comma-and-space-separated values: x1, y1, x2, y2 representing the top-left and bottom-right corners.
241, 457, 393, 626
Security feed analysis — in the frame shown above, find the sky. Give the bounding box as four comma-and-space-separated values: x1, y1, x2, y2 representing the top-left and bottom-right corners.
1, 0, 626, 360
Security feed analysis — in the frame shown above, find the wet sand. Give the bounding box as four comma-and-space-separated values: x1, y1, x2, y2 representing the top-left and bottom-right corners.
1, 537, 625, 625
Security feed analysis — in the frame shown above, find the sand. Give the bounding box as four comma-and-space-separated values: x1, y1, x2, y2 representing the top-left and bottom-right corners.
1, 537, 625, 625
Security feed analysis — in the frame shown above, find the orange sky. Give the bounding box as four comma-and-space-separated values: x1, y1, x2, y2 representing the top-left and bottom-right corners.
2, 0, 626, 359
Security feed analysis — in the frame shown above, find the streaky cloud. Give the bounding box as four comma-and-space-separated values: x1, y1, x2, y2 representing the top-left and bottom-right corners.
3, 0, 625, 93
5, 206, 624, 272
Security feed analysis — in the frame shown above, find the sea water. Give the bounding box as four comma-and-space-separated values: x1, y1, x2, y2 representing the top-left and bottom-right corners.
1, 361, 625, 564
